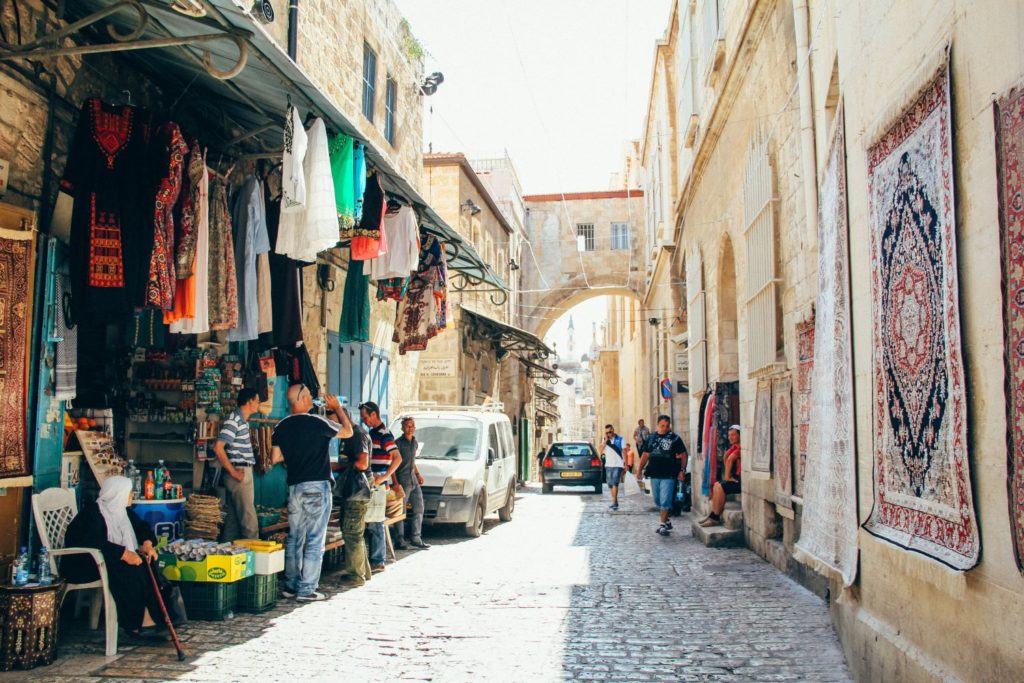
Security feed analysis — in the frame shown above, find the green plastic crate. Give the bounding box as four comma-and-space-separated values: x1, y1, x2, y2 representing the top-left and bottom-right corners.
178, 581, 238, 621
238, 573, 278, 613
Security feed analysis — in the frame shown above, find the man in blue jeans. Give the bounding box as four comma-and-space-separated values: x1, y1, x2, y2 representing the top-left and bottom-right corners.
638, 414, 688, 536
271, 384, 353, 601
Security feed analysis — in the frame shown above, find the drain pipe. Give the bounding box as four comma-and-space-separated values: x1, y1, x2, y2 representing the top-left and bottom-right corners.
287, 0, 299, 61
792, 0, 818, 247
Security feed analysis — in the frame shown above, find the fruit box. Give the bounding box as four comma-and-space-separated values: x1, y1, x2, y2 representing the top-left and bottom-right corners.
158, 550, 254, 583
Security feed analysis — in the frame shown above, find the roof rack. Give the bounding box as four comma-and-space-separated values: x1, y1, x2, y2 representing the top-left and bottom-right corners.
395, 401, 506, 414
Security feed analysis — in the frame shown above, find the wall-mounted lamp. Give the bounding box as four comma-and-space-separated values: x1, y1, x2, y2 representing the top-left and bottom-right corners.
252, 0, 274, 23
461, 198, 482, 216
420, 72, 445, 96
509, 258, 520, 271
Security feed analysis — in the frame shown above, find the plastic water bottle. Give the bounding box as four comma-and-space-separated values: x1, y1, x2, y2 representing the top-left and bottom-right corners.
127, 460, 142, 498
13, 547, 29, 586
37, 547, 52, 585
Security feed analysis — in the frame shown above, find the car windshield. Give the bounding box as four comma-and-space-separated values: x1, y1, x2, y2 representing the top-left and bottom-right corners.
550, 443, 592, 457
396, 418, 482, 461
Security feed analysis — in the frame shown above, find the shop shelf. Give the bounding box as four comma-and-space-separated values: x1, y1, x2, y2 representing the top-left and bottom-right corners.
178, 581, 238, 621
237, 573, 278, 613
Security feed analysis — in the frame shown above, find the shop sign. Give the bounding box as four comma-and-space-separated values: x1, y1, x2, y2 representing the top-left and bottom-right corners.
420, 358, 456, 377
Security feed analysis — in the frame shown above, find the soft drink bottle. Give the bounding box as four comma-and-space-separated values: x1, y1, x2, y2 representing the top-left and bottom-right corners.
38, 547, 52, 585
144, 471, 156, 500
155, 460, 165, 500
163, 478, 173, 500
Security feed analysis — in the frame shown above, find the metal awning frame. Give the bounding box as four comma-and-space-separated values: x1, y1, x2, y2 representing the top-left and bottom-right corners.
461, 307, 554, 359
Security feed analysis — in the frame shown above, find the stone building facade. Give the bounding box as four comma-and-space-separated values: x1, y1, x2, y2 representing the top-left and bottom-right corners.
637, 0, 1024, 680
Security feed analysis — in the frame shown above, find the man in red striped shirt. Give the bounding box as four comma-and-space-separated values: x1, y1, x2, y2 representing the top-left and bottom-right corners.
359, 401, 402, 572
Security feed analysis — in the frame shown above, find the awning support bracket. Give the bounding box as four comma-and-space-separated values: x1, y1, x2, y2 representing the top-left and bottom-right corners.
0, 0, 251, 80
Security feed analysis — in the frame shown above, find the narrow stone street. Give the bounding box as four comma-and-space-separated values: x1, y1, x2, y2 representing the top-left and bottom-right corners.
13, 482, 850, 682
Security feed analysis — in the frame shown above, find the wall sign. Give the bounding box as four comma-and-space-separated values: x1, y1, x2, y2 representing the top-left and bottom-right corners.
420, 357, 456, 377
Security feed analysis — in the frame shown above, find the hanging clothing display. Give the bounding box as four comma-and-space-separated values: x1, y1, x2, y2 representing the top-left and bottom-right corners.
208, 175, 239, 331
229, 174, 271, 341
375, 277, 410, 302
126, 308, 166, 348
351, 171, 385, 260
164, 142, 205, 325
338, 257, 371, 343
353, 142, 367, 223
281, 105, 307, 213
145, 122, 188, 310
392, 235, 448, 354
265, 195, 304, 347
369, 204, 420, 282
63, 98, 154, 322
171, 161, 210, 335
54, 267, 78, 401
276, 118, 340, 263
330, 133, 356, 232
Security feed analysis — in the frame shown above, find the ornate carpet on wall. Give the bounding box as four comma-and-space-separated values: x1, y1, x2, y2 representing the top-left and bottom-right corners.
751, 380, 772, 473
794, 314, 815, 497
793, 108, 859, 585
862, 53, 980, 571
773, 375, 793, 507
0, 229, 35, 479
996, 81, 1024, 572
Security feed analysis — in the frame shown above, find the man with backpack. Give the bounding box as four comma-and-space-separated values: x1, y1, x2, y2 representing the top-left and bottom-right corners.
602, 425, 627, 510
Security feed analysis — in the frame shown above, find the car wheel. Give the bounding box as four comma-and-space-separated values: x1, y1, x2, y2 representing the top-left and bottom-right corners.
464, 497, 485, 537
542, 483, 553, 494
498, 484, 515, 522
595, 483, 603, 495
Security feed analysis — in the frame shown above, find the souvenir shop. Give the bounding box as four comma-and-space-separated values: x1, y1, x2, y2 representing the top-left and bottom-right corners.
0, 1, 502, 662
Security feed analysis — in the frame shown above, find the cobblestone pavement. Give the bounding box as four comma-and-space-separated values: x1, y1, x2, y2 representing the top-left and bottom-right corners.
7, 482, 851, 682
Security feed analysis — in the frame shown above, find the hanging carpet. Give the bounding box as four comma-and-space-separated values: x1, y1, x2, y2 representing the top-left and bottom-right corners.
0, 229, 35, 478
794, 314, 815, 498
772, 375, 793, 508
862, 51, 979, 571
751, 380, 772, 473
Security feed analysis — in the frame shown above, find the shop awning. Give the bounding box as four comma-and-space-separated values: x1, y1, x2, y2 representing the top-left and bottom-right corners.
460, 307, 553, 358
534, 384, 559, 401
33, 0, 505, 290
519, 356, 558, 380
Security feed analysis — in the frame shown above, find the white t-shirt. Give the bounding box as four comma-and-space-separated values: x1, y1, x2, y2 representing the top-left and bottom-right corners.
603, 436, 625, 469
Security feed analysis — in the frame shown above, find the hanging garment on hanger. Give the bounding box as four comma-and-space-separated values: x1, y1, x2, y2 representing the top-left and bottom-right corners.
228, 174, 271, 341
281, 104, 307, 213
351, 171, 385, 260
353, 142, 367, 223
276, 118, 340, 262
145, 122, 188, 310
208, 175, 239, 330
172, 160, 211, 334
53, 268, 78, 401
256, 180, 274, 336
265, 194, 304, 346
338, 257, 370, 343
63, 98, 155, 322
329, 133, 356, 233
392, 235, 446, 354
165, 142, 205, 325
368, 205, 420, 281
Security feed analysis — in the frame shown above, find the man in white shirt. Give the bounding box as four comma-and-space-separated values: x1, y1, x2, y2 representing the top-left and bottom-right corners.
602, 424, 627, 511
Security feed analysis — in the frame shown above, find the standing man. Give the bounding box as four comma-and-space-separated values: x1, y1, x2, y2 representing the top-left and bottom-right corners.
359, 401, 402, 573
638, 415, 688, 536
271, 384, 352, 601
334, 410, 373, 588
633, 419, 651, 492
394, 417, 429, 550
602, 424, 626, 511
213, 388, 261, 541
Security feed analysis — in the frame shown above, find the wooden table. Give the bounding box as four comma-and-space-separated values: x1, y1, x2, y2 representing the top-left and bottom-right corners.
0, 581, 65, 671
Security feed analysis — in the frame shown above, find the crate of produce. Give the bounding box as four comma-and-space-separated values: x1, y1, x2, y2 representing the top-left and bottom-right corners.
178, 581, 237, 621
237, 573, 278, 613
159, 549, 254, 583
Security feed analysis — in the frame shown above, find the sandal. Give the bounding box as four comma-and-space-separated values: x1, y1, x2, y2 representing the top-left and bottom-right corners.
698, 517, 719, 527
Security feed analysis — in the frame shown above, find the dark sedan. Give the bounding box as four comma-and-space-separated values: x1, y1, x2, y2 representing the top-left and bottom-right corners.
541, 441, 603, 494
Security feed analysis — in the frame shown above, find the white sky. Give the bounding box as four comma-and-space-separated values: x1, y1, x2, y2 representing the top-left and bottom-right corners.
395, 0, 673, 195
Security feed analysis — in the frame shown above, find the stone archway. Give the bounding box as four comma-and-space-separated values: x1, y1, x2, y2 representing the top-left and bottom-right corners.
523, 277, 641, 341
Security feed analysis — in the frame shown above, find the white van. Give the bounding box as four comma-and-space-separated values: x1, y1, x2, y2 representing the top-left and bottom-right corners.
389, 403, 517, 537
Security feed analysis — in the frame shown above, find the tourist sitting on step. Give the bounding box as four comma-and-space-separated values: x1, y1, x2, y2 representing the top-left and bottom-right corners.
699, 426, 741, 527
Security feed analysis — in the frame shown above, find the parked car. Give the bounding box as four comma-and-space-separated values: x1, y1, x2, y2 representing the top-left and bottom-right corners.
389, 404, 517, 537
541, 441, 603, 494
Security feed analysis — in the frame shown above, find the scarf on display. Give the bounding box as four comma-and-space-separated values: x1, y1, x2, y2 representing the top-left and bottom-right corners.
54, 268, 78, 401
330, 133, 356, 232
339, 257, 371, 343
98, 476, 139, 550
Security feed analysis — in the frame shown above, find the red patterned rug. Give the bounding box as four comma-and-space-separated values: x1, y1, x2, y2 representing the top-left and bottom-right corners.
863, 54, 979, 570
795, 314, 815, 498
773, 375, 792, 507
996, 81, 1024, 572
751, 380, 772, 473
0, 231, 34, 479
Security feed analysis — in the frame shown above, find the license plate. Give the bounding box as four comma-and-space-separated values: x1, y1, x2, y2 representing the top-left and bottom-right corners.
560, 471, 583, 478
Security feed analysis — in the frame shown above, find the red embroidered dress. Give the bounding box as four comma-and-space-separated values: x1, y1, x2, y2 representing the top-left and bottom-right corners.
146, 122, 188, 309
63, 98, 153, 322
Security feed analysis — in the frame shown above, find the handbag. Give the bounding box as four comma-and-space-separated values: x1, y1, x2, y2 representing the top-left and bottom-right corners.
365, 486, 387, 523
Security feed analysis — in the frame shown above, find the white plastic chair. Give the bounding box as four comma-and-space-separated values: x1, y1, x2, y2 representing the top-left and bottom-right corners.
32, 488, 118, 656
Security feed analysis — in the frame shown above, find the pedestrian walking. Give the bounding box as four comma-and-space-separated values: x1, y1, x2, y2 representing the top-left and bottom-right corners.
359, 401, 402, 573
394, 417, 430, 549
271, 385, 353, 601
602, 424, 627, 510
334, 415, 374, 587
212, 388, 261, 541
638, 415, 688, 536
633, 419, 651, 492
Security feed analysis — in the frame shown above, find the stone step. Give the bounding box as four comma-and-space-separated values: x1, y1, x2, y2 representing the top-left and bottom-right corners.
721, 503, 744, 531
691, 519, 745, 548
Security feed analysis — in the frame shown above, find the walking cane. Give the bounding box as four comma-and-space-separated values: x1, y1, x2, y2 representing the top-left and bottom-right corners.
145, 558, 187, 661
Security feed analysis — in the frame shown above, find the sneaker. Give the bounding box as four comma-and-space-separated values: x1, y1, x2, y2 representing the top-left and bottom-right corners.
339, 578, 365, 588
656, 524, 671, 536
394, 542, 410, 550
609, 503, 619, 511
663, 520, 673, 530
281, 588, 297, 599
296, 591, 327, 602
371, 564, 386, 574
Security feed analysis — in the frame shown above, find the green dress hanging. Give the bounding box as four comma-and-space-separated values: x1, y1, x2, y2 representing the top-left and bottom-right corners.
338, 257, 370, 342
329, 133, 356, 232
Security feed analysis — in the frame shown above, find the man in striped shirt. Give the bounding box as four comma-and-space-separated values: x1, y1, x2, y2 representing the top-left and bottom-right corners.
213, 388, 261, 540
359, 401, 402, 572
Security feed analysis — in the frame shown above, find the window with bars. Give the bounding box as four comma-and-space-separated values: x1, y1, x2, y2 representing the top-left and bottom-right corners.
577, 223, 595, 252
611, 222, 630, 250
743, 130, 779, 374
362, 43, 377, 122
384, 77, 397, 145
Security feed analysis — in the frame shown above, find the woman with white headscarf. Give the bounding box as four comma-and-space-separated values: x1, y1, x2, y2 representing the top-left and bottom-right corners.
64, 476, 165, 636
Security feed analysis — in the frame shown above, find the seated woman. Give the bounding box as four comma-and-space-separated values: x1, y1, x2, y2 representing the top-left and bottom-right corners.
699, 425, 741, 527
63, 476, 165, 637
